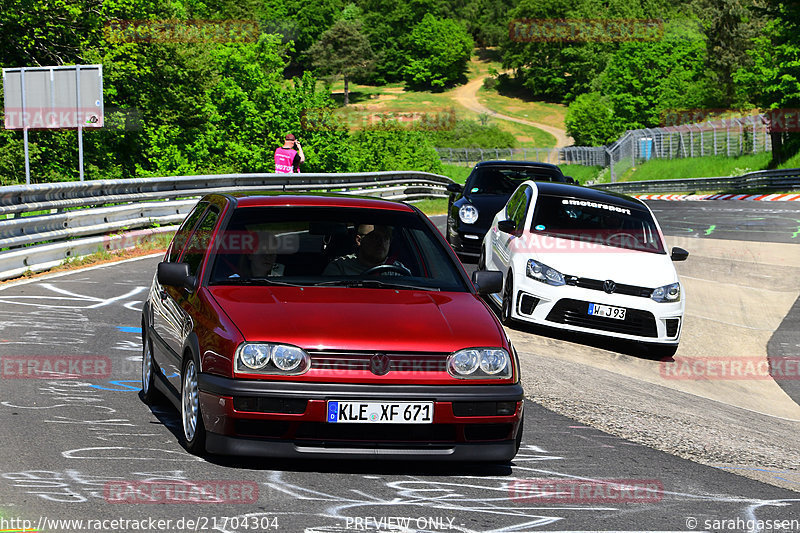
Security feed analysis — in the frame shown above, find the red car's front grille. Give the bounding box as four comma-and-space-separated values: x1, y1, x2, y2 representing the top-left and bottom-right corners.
308, 351, 448, 373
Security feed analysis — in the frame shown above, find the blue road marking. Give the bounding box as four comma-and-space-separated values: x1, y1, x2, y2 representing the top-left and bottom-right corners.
117, 326, 142, 333
89, 379, 141, 391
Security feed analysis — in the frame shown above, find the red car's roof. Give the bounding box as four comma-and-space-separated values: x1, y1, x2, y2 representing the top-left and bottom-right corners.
228, 193, 416, 212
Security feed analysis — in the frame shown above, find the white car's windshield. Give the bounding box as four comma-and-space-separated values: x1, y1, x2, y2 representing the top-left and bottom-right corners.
530, 195, 666, 254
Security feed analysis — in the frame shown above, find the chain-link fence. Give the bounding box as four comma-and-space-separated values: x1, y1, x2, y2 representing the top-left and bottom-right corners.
601, 116, 772, 180
437, 114, 774, 181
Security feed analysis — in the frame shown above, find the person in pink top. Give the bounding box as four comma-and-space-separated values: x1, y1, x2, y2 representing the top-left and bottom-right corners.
274, 133, 305, 173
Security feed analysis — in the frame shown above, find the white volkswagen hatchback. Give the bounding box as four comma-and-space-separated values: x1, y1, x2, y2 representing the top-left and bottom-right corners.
480, 181, 688, 356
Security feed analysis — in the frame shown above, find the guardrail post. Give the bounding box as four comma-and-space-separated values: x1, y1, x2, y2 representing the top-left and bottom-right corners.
712, 124, 717, 155
607, 147, 615, 182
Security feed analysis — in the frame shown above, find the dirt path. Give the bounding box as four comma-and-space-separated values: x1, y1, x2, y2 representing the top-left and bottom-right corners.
451, 74, 574, 151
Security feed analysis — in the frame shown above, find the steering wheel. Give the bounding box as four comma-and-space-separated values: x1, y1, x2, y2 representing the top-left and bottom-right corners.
605, 232, 640, 247
361, 264, 412, 277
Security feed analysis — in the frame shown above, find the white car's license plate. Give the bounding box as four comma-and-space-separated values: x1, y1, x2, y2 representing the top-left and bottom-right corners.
326, 401, 433, 424
588, 303, 627, 320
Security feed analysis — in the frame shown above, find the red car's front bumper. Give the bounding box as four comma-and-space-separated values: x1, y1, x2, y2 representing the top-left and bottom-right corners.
198, 374, 524, 461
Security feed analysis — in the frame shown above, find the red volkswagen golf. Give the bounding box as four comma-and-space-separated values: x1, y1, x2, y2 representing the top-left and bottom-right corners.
141, 192, 524, 461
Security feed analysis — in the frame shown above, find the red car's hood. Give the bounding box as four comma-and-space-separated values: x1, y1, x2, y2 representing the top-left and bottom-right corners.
208, 286, 505, 353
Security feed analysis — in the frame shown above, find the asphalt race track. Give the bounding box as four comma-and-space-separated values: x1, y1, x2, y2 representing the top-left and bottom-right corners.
0, 200, 797, 533
646, 200, 800, 243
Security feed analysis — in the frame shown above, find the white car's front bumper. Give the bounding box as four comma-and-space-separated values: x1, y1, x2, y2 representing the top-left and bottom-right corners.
494, 276, 684, 345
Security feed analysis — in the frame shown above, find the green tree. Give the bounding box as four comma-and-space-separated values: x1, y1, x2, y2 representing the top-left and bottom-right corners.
356, 0, 447, 83
403, 14, 473, 90
594, 22, 709, 130
500, 0, 612, 102
734, 0, 800, 165
0, 0, 103, 67
499, 0, 687, 103
693, 0, 765, 108
565, 92, 622, 145
259, 0, 346, 67
451, 0, 516, 47
306, 19, 376, 105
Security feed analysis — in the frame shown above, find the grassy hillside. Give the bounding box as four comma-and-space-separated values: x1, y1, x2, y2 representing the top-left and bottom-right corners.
328, 52, 561, 149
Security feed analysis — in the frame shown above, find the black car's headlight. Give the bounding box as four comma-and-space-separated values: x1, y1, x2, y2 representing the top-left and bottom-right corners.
458, 204, 479, 224
235, 343, 310, 375
651, 282, 681, 303
526, 259, 565, 286
447, 348, 511, 379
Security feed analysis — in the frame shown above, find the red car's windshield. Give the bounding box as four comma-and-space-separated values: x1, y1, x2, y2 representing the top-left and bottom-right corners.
208, 206, 470, 291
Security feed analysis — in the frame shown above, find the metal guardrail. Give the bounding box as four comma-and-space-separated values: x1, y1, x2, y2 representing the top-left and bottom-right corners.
0, 171, 453, 281
589, 168, 800, 194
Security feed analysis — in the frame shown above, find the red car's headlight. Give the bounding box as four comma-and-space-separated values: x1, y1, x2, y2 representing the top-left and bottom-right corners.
447, 348, 511, 379
235, 343, 310, 375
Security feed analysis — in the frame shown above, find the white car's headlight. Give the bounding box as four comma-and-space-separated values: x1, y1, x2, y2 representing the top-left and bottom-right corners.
651, 282, 681, 303
459, 204, 479, 224
448, 348, 511, 379
235, 343, 310, 374
526, 259, 565, 286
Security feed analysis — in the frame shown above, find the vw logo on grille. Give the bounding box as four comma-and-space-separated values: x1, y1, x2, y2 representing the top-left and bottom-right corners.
603, 280, 617, 294
370, 353, 391, 375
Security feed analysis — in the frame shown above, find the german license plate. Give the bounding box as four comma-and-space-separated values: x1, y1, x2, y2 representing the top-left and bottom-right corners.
326, 401, 433, 424
588, 303, 627, 320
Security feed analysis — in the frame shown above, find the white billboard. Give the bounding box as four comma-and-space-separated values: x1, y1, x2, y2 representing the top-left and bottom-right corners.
3, 64, 103, 130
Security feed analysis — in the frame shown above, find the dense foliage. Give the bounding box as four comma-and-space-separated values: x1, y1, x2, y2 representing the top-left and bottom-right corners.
1, 0, 799, 183
430, 120, 516, 149
500, 0, 797, 162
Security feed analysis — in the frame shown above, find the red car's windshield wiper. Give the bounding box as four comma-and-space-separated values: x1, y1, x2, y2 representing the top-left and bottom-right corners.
310, 279, 440, 291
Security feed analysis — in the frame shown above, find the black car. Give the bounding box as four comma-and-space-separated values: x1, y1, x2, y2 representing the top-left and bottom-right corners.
446, 161, 572, 261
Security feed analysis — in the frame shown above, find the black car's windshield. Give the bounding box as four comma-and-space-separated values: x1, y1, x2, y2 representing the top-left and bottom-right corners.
530, 195, 666, 254
208, 206, 469, 291
467, 165, 563, 195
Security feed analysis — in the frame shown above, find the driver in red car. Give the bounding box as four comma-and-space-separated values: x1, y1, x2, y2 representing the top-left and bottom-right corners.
323, 224, 407, 275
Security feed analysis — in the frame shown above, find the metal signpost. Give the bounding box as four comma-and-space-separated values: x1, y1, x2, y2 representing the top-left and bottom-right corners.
3, 64, 103, 184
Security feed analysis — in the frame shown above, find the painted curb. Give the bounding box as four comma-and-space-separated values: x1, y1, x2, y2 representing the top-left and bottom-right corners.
634, 193, 800, 201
